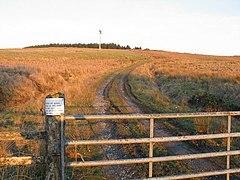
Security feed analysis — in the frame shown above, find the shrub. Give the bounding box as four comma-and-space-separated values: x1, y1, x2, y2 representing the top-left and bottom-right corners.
188, 92, 223, 111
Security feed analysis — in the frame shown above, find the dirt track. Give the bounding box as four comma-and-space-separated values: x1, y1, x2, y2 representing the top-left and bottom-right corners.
93, 71, 134, 179
94, 60, 223, 179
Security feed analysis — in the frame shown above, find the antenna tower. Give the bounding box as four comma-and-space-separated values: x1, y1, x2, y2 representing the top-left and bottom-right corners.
99, 30, 102, 50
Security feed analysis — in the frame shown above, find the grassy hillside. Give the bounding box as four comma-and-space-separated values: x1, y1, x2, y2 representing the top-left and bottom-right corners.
129, 50, 240, 113
0, 48, 147, 113
2, 48, 238, 114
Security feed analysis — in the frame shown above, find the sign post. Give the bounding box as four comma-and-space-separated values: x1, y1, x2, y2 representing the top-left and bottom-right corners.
45, 92, 65, 180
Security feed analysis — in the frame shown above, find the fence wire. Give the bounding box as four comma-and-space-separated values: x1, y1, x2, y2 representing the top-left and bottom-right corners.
0, 111, 45, 180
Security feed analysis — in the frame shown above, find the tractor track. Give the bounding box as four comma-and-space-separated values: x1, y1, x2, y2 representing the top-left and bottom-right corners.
94, 60, 225, 179
96, 61, 150, 179
94, 70, 136, 179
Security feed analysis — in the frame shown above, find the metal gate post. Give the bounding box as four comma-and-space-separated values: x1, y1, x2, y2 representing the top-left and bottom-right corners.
226, 114, 232, 180
149, 118, 154, 177
60, 114, 65, 180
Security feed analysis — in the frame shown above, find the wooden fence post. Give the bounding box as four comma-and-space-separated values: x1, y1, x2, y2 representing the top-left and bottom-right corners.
45, 92, 65, 180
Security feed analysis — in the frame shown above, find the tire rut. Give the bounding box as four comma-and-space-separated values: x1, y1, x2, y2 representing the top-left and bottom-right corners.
93, 69, 137, 179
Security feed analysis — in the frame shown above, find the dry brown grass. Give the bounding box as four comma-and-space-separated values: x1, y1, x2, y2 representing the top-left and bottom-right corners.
141, 50, 240, 82
0, 48, 144, 113
130, 50, 240, 112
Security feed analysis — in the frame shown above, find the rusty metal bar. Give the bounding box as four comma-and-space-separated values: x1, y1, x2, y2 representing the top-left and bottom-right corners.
65, 111, 240, 121
65, 132, 240, 146
66, 150, 240, 167
74, 145, 77, 162
149, 118, 154, 178
227, 114, 232, 180
143, 168, 240, 180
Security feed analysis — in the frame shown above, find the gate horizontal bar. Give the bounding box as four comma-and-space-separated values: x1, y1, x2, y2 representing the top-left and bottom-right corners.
141, 168, 240, 180
0, 132, 27, 141
65, 111, 240, 121
66, 150, 240, 167
65, 132, 240, 146
0, 157, 33, 166
0, 131, 46, 141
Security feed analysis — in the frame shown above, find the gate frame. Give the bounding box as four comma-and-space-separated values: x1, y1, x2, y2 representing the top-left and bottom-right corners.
63, 111, 240, 180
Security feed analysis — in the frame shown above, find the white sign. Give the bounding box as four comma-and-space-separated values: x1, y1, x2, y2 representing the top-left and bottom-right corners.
45, 98, 64, 116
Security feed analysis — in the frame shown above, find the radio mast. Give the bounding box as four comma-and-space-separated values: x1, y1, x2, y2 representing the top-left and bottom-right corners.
99, 30, 102, 50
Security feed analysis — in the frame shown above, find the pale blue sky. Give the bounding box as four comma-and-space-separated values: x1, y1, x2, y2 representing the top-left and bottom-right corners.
0, 0, 239, 55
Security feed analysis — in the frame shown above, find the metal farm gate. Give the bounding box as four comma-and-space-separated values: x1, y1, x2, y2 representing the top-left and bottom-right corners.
1, 95, 240, 179
62, 112, 240, 180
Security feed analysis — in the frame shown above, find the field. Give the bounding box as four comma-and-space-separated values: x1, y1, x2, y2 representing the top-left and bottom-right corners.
129, 51, 240, 113
0, 48, 148, 113
1, 48, 240, 179
129, 50, 240, 149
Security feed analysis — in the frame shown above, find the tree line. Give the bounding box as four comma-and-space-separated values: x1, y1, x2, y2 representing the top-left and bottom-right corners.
25, 43, 142, 50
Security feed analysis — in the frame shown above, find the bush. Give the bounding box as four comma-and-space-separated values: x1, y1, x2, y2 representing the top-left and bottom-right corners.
188, 92, 223, 111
